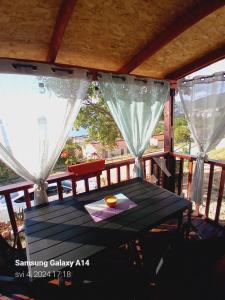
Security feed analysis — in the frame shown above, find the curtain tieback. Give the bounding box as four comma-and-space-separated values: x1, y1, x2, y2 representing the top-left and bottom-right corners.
196, 151, 208, 162
34, 180, 48, 192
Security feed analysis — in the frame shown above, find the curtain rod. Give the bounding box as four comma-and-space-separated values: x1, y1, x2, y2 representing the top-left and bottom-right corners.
6, 61, 165, 84
12, 63, 74, 75
181, 72, 225, 83
88, 72, 165, 85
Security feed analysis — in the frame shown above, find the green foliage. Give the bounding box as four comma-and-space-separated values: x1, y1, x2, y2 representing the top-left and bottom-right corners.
154, 122, 164, 134
208, 148, 225, 161
75, 83, 121, 150
60, 139, 83, 166
174, 117, 191, 143
0, 161, 20, 183
0, 162, 11, 181
174, 116, 188, 127
174, 126, 191, 143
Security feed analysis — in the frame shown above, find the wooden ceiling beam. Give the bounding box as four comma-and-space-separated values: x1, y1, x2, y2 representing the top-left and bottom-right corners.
166, 45, 225, 80
47, 0, 77, 63
118, 0, 225, 74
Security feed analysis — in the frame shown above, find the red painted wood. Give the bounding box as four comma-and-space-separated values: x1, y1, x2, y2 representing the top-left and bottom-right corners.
47, 0, 77, 62
48, 171, 73, 182
24, 188, 31, 208
164, 89, 174, 152
205, 163, 214, 218
149, 159, 151, 177
71, 177, 77, 197
215, 167, 225, 222
0, 181, 33, 195
151, 159, 154, 176
4, 193, 22, 249
118, 0, 225, 73
107, 169, 111, 186
97, 174, 101, 189
177, 158, 184, 196
68, 160, 105, 176
116, 166, 121, 183
143, 160, 147, 179
84, 178, 89, 193
156, 164, 160, 186
173, 153, 196, 160
167, 45, 225, 80
57, 180, 63, 199
173, 152, 225, 168
126, 163, 130, 180
187, 160, 193, 200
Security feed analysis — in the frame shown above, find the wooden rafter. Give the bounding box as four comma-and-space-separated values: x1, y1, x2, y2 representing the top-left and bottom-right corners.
47, 0, 77, 63
118, 0, 225, 74
166, 45, 225, 80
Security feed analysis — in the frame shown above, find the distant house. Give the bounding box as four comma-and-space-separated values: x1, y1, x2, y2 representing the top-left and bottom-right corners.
71, 135, 87, 144
150, 134, 164, 148
73, 134, 165, 160
84, 139, 129, 159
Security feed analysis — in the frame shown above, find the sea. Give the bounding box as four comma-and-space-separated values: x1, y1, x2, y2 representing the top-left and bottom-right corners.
70, 127, 87, 137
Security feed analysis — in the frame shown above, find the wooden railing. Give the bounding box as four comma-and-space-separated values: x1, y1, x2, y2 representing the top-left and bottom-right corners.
0, 151, 168, 247
172, 152, 225, 224
2, 150, 225, 248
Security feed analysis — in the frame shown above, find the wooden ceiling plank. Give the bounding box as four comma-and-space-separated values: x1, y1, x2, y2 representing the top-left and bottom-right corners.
118, 0, 225, 74
166, 45, 225, 80
47, 0, 77, 63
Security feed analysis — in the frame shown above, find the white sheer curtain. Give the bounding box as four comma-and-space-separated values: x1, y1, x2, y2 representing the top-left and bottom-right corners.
178, 72, 225, 205
0, 69, 89, 205
99, 73, 169, 177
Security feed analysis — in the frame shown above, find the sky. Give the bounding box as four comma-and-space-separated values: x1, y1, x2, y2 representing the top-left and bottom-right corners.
186, 58, 225, 77
175, 58, 225, 111
70, 127, 87, 137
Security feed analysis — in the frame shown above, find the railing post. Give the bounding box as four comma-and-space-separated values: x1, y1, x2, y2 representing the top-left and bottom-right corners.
126, 163, 130, 180
143, 160, 147, 179
107, 169, 111, 186
96, 174, 101, 189
24, 188, 31, 208
164, 87, 176, 192
205, 163, 214, 218
57, 180, 63, 199
187, 160, 193, 199
116, 166, 121, 183
177, 158, 184, 195
164, 87, 174, 153
215, 166, 225, 223
71, 176, 77, 197
84, 178, 89, 192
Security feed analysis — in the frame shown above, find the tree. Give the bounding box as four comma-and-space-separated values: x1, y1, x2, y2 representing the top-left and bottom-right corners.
154, 121, 164, 134
174, 117, 191, 143
75, 83, 122, 150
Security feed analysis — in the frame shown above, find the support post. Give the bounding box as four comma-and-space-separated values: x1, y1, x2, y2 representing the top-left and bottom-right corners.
164, 87, 176, 192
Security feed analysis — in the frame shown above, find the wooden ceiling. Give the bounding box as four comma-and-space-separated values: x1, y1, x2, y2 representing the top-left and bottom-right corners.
0, 0, 224, 80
